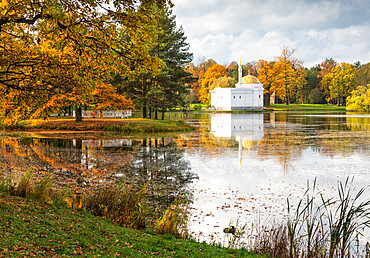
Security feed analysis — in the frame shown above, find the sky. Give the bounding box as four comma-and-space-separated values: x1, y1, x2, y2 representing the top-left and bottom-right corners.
172, 0, 370, 68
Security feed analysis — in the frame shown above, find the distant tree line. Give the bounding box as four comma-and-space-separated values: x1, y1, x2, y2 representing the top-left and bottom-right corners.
186, 46, 369, 112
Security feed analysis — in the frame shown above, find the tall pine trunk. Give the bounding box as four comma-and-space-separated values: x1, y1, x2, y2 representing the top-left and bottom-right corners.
142, 74, 147, 118
142, 106, 147, 118
161, 96, 166, 120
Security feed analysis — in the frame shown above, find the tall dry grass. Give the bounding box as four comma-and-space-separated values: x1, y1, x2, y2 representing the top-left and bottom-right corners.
0, 171, 58, 203
83, 183, 149, 230
155, 197, 190, 239
225, 177, 370, 257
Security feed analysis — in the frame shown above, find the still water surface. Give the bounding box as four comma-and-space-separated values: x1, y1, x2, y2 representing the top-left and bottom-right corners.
0, 111, 369, 244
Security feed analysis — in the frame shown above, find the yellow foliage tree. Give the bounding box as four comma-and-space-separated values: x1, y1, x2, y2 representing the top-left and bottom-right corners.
271, 46, 307, 105
346, 85, 370, 112
323, 63, 356, 106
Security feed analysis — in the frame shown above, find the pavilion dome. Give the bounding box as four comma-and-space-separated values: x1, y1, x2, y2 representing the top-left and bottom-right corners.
242, 71, 261, 84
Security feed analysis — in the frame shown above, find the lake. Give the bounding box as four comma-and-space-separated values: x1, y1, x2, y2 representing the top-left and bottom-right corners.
0, 111, 369, 247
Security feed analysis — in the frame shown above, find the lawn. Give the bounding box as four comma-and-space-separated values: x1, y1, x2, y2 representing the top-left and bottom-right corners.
267, 104, 346, 111
7, 118, 194, 133
0, 192, 261, 257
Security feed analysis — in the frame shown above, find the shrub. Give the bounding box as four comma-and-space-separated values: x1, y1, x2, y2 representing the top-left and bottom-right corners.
83, 183, 149, 230
192, 104, 203, 111
0, 171, 56, 203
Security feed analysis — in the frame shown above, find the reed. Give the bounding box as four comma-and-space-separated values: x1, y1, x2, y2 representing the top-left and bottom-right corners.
155, 197, 190, 239
322, 177, 370, 257
248, 177, 370, 257
0, 171, 55, 202
223, 218, 248, 249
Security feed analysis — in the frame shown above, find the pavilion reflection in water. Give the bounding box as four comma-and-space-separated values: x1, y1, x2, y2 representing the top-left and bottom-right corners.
210, 113, 264, 167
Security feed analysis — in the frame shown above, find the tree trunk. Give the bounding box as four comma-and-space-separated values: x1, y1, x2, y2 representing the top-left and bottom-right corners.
154, 109, 158, 119
161, 95, 166, 120
286, 88, 290, 105
148, 106, 151, 118
142, 106, 147, 118
68, 106, 72, 116
75, 106, 83, 122
264, 92, 270, 107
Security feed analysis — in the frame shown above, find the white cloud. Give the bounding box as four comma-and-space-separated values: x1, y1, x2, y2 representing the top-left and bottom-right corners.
173, 0, 370, 67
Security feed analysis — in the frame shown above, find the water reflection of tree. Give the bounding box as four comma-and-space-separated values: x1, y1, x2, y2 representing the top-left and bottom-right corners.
0, 135, 197, 214
175, 113, 369, 172
116, 138, 197, 213
0, 136, 135, 190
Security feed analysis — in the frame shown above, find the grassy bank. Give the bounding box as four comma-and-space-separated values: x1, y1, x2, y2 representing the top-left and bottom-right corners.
186, 104, 346, 112
266, 104, 346, 111
0, 192, 259, 257
3, 118, 194, 133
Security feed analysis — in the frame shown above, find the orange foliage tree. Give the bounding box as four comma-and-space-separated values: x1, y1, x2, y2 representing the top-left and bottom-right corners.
185, 59, 217, 103
199, 64, 228, 104
263, 47, 307, 104
256, 60, 276, 106
0, 0, 169, 124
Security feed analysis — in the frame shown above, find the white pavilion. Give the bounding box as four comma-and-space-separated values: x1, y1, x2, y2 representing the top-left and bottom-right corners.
210, 60, 264, 110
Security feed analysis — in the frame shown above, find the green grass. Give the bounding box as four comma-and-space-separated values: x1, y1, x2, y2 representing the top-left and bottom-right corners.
1, 118, 194, 133
0, 192, 261, 257
267, 104, 346, 111
187, 104, 345, 113
103, 119, 194, 133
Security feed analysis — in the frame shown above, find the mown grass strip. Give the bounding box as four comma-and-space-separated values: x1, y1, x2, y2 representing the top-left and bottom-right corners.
1, 118, 194, 133
267, 104, 346, 111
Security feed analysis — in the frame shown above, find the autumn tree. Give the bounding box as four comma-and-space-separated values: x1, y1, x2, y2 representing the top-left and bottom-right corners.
346, 84, 370, 112
270, 46, 307, 105
318, 58, 337, 103
210, 76, 236, 91
226, 61, 239, 81
186, 58, 217, 103
256, 60, 276, 106
294, 66, 309, 104
199, 64, 228, 104
355, 62, 370, 87
243, 62, 257, 77
322, 63, 356, 106
0, 0, 169, 124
